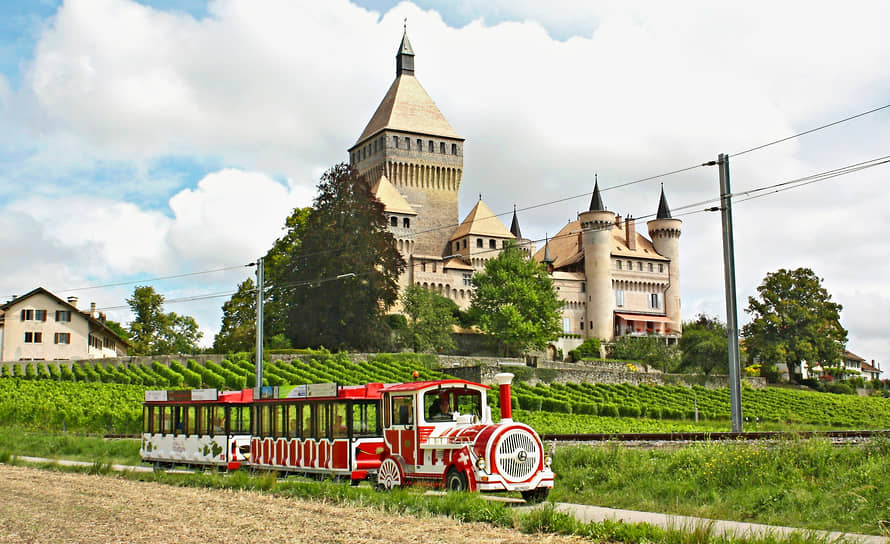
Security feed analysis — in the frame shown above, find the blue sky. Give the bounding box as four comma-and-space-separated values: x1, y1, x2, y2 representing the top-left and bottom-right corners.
1, 0, 889, 376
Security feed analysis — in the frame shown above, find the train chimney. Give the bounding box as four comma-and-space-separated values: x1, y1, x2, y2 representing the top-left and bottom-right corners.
494, 373, 514, 422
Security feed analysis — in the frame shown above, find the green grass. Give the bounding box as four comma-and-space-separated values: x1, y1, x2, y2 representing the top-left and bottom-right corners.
551, 438, 890, 536
0, 426, 141, 465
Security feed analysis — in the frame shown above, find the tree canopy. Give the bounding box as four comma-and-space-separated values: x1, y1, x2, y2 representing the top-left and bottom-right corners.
399, 285, 457, 353
469, 243, 562, 354
213, 278, 256, 353
678, 314, 727, 375
277, 163, 405, 350
608, 335, 679, 372
126, 286, 203, 355
743, 267, 847, 380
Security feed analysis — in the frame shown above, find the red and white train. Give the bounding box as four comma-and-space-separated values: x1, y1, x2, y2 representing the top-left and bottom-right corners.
140, 373, 554, 502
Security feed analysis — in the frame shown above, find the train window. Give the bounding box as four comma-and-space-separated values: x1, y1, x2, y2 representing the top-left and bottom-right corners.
454, 390, 482, 419
352, 401, 378, 437
210, 406, 225, 436
391, 396, 414, 426
230, 406, 249, 434
143, 406, 151, 434
425, 391, 453, 421
172, 406, 184, 435
319, 403, 332, 440
301, 404, 315, 440
332, 403, 348, 438
153, 406, 164, 434
185, 406, 197, 435
271, 405, 283, 438
288, 404, 302, 438
260, 405, 273, 437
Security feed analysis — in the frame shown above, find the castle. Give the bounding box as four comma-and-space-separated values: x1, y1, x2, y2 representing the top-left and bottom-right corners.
349, 30, 681, 355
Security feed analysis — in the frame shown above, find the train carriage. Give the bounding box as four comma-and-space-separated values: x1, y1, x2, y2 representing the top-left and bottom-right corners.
140, 372, 553, 502
140, 388, 252, 470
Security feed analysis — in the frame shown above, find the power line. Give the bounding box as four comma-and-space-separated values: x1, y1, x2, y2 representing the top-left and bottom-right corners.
56, 264, 254, 293
730, 103, 890, 158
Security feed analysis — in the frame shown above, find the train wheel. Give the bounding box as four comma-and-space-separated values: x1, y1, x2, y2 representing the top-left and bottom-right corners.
521, 488, 550, 504
376, 458, 403, 490
444, 468, 468, 492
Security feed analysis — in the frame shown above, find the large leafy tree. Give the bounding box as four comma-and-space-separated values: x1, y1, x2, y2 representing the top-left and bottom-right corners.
609, 335, 679, 372
743, 267, 847, 381
280, 163, 405, 350
213, 278, 256, 353
469, 243, 562, 354
678, 314, 728, 375
126, 285, 203, 355
400, 285, 457, 353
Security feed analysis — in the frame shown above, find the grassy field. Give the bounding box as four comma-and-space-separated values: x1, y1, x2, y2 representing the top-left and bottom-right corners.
3, 425, 887, 536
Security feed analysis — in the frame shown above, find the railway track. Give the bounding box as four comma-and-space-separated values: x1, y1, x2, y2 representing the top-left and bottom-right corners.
542, 429, 890, 444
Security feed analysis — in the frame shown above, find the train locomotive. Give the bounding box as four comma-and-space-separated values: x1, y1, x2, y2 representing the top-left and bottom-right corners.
140, 372, 554, 502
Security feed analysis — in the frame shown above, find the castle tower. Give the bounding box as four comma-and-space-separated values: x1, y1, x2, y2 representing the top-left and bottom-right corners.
647, 186, 682, 335
579, 180, 616, 340
348, 29, 464, 257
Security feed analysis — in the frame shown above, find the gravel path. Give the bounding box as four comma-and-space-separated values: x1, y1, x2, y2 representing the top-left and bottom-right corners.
0, 465, 582, 544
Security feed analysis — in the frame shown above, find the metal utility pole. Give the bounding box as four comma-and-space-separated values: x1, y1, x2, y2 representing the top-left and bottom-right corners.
254, 257, 264, 398
718, 153, 743, 432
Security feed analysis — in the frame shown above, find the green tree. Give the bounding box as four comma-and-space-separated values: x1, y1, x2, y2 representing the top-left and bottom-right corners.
399, 285, 457, 353
469, 243, 562, 354
126, 285, 166, 355
609, 335, 679, 372
679, 314, 728, 375
126, 286, 203, 355
263, 206, 312, 339
279, 163, 405, 350
213, 278, 256, 353
743, 267, 847, 382
104, 320, 130, 343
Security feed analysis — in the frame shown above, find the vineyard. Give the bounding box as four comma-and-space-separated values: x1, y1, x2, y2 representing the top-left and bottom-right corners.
0, 353, 888, 434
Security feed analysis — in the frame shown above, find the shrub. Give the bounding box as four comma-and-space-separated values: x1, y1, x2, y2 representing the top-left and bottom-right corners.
599, 403, 619, 417
541, 398, 571, 413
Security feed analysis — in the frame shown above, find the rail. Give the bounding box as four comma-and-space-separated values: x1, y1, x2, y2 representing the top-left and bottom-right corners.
542, 429, 890, 442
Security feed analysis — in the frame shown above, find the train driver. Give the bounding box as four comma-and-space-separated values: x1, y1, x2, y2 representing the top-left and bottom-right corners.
428, 393, 451, 421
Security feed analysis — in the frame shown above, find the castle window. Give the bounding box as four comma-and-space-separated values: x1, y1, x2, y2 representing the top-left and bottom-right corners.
616, 261, 622, 270
393, 136, 399, 148
649, 293, 661, 309
454, 242, 459, 253
405, 137, 411, 150
440, 142, 446, 154
476, 238, 483, 248
580, 322, 584, 330
452, 143, 457, 155
390, 217, 397, 227
489, 239, 496, 249
403, 218, 410, 228
420, 262, 426, 272
637, 262, 643, 272
502, 240, 507, 248
432, 262, 437, 273
616, 290, 625, 307
417, 138, 422, 150
463, 273, 472, 286
463, 240, 467, 249
648, 263, 654, 272
428, 140, 434, 153
659, 263, 664, 273
581, 282, 586, 293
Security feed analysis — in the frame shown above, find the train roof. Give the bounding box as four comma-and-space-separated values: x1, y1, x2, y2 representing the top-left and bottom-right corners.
380, 379, 489, 393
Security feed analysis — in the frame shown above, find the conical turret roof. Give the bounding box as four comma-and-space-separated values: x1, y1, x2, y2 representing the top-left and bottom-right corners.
509, 205, 522, 239
656, 185, 673, 219
589, 178, 606, 212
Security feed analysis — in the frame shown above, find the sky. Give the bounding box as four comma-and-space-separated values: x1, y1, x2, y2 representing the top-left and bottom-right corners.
1, 0, 888, 376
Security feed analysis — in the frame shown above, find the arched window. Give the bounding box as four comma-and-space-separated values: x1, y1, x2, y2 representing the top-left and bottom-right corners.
428, 140, 434, 153
393, 136, 399, 148
489, 239, 496, 249
390, 217, 397, 227
440, 142, 446, 154
417, 138, 422, 150
403, 218, 410, 228
476, 238, 483, 248
452, 143, 458, 155
405, 137, 411, 150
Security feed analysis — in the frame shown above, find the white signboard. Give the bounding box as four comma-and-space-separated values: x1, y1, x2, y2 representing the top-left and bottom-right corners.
190, 388, 218, 401
307, 383, 338, 398
281, 384, 308, 399
145, 390, 167, 402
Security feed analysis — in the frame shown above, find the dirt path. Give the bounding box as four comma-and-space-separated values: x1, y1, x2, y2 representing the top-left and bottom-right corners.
0, 464, 582, 544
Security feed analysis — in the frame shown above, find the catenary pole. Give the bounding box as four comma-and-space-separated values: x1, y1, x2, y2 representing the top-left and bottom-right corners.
718, 153, 743, 432
254, 257, 264, 398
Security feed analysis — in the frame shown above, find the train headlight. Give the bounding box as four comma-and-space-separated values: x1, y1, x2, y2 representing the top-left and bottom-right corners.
544, 454, 552, 467
475, 457, 487, 472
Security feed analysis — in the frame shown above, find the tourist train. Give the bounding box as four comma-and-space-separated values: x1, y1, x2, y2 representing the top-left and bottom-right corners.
140, 373, 554, 502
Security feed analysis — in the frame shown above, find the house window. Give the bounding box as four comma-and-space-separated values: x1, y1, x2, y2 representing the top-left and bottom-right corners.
440, 142, 446, 154
56, 310, 71, 322
489, 239, 496, 249
616, 290, 625, 307
24, 332, 42, 343
393, 136, 399, 148
452, 143, 457, 155
649, 293, 661, 309
462, 273, 472, 286
54, 332, 71, 344
21, 309, 47, 321
476, 238, 483, 248
403, 218, 410, 228
428, 140, 434, 153
648, 263, 654, 272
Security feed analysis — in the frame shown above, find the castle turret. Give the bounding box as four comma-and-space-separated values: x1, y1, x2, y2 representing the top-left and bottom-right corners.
579, 180, 616, 341
647, 186, 682, 336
